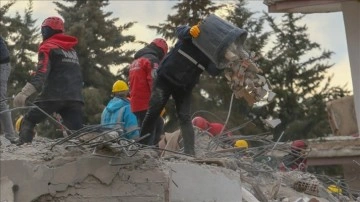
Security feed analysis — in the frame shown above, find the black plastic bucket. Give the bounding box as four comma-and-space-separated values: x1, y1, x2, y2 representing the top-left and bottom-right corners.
192, 14, 248, 69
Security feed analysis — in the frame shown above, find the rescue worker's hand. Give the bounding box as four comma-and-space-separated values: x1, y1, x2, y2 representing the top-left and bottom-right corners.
189, 25, 200, 38
13, 82, 37, 107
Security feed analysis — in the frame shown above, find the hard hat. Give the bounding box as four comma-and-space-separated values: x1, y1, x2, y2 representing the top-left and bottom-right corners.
15, 115, 24, 133
41, 16, 64, 32
15, 115, 36, 137
192, 116, 209, 130
234, 139, 248, 149
208, 122, 225, 136
327, 184, 342, 194
112, 80, 129, 93
151, 38, 168, 55
291, 140, 308, 150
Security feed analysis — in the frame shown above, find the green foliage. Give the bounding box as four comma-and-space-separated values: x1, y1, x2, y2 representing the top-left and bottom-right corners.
82, 87, 106, 124
54, 0, 135, 92
262, 13, 350, 141
148, 0, 223, 43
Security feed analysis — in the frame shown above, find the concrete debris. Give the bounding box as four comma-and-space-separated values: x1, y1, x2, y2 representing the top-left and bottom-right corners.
1, 132, 359, 202
223, 45, 275, 106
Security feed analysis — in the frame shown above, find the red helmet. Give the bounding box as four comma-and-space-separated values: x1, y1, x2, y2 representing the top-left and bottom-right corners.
208, 123, 225, 136
151, 38, 168, 55
41, 17, 64, 32
192, 116, 209, 130
291, 140, 307, 150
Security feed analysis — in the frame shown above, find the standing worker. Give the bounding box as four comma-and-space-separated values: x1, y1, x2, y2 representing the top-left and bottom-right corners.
129, 38, 168, 145
101, 80, 139, 140
13, 16, 84, 145
0, 36, 19, 144
139, 24, 223, 155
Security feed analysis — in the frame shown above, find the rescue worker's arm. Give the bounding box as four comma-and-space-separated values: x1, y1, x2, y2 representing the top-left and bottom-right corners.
176, 24, 201, 40
176, 25, 192, 40
30, 50, 51, 91
13, 49, 50, 107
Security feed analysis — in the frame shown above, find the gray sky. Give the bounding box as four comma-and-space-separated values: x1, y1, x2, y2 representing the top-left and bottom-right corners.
4, 0, 352, 92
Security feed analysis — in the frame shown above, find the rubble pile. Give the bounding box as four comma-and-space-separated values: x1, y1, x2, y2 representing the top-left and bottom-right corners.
2, 131, 358, 202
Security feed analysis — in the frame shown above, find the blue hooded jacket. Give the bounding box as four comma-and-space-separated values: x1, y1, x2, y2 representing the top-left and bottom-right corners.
101, 97, 139, 139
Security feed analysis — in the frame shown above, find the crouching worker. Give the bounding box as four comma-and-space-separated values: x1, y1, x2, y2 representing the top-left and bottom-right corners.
279, 140, 308, 172
101, 80, 139, 140
14, 17, 84, 145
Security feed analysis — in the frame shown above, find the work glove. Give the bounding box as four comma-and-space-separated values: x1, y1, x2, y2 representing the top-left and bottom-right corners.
189, 25, 200, 38
13, 82, 37, 107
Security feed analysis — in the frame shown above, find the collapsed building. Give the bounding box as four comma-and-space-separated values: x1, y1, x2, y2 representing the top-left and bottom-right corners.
1, 126, 359, 202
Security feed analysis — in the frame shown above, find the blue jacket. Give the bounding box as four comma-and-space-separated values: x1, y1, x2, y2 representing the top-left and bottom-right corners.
101, 97, 139, 139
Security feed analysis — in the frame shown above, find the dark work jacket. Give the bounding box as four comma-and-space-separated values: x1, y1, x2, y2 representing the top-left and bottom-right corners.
157, 25, 222, 90
0, 36, 10, 64
30, 33, 83, 103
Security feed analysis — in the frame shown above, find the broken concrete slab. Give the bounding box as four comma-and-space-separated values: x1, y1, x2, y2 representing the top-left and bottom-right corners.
165, 161, 242, 202
0, 176, 15, 202
1, 136, 244, 202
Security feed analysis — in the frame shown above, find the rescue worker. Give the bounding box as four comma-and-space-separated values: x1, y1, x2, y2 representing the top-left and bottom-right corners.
129, 38, 168, 145
139, 24, 223, 155
0, 36, 19, 144
101, 80, 139, 140
13, 16, 84, 145
279, 140, 308, 172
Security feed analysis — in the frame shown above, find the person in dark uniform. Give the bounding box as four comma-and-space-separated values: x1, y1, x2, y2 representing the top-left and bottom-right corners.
14, 16, 84, 145
139, 24, 222, 155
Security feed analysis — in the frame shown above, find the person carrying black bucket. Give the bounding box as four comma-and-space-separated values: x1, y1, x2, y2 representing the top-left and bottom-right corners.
138, 23, 223, 155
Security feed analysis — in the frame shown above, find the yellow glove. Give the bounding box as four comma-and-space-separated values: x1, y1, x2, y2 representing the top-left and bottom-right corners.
189, 25, 200, 38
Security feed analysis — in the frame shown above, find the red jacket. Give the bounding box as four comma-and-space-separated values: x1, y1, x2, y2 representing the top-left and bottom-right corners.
129, 45, 164, 112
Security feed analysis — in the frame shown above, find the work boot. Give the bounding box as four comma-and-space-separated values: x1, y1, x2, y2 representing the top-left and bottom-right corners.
182, 133, 195, 156
17, 118, 35, 146
183, 145, 195, 156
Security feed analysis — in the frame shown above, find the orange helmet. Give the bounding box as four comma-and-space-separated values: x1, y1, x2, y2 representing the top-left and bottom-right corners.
192, 116, 209, 130
151, 38, 168, 55
41, 16, 64, 32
